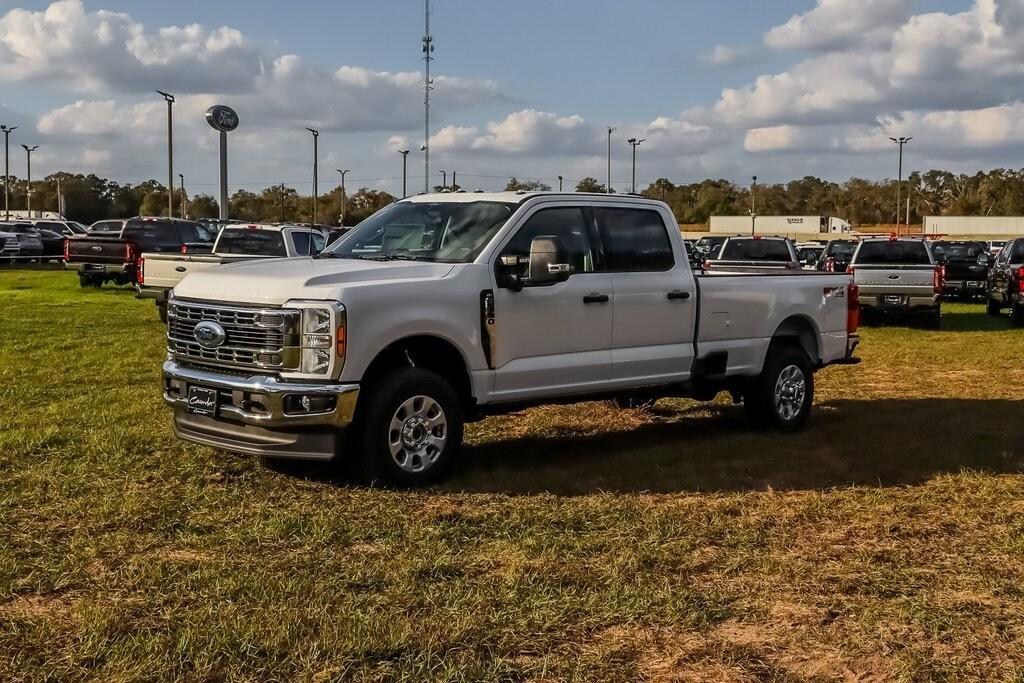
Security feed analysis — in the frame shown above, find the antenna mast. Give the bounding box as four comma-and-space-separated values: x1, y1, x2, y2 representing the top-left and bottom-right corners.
422, 0, 434, 194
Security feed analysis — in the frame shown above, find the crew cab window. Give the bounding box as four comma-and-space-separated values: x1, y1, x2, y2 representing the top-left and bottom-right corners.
854, 241, 931, 264
719, 239, 792, 262
89, 220, 122, 234
932, 242, 984, 259
216, 229, 287, 256
123, 222, 180, 249
291, 230, 326, 255
1011, 240, 1024, 262
501, 207, 595, 273
826, 241, 856, 257
37, 221, 68, 234
597, 208, 674, 271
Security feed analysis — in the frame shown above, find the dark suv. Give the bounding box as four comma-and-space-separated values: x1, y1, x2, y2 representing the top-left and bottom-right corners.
932, 240, 989, 300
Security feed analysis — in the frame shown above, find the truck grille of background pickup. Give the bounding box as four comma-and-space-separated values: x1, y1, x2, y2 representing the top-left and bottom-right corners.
166, 301, 299, 371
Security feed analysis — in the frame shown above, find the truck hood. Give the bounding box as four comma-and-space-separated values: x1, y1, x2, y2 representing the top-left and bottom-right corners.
172, 256, 456, 306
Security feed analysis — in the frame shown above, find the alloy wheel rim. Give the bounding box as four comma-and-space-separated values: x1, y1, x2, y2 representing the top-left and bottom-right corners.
388, 395, 447, 473
774, 364, 806, 421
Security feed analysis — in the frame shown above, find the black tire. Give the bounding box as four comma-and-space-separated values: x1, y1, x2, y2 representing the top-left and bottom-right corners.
157, 302, 168, 324
352, 367, 463, 486
744, 344, 814, 431
78, 274, 99, 288
1011, 303, 1024, 327
986, 297, 1002, 315
924, 308, 942, 330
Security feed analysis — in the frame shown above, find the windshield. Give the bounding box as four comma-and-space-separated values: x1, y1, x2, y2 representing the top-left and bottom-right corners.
718, 238, 793, 262
324, 200, 517, 263
826, 241, 856, 257
932, 241, 984, 259
854, 240, 931, 264
695, 236, 726, 253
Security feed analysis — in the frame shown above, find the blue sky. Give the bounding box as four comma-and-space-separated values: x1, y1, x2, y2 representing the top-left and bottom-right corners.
1, 0, 1019, 196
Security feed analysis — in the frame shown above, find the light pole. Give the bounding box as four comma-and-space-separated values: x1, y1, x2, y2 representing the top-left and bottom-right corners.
336, 169, 350, 225
156, 91, 175, 217
422, 0, 434, 194
179, 173, 186, 218
398, 150, 409, 198
21, 144, 38, 214
451, 170, 456, 190
306, 127, 319, 224
558, 175, 563, 191
606, 126, 616, 193
1, 125, 16, 221
751, 175, 757, 236
889, 136, 912, 233
439, 170, 446, 190
626, 137, 645, 193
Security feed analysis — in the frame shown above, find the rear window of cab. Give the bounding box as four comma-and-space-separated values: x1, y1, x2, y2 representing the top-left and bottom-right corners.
854, 240, 931, 264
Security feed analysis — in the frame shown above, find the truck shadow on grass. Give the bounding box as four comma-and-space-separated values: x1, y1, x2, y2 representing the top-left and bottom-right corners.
440, 399, 1024, 494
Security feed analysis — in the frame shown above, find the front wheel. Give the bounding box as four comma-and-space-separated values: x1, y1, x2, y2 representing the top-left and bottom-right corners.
744, 345, 814, 431
353, 367, 463, 486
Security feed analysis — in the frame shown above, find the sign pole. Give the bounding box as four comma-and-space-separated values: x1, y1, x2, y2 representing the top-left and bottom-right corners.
219, 131, 228, 220
206, 105, 239, 222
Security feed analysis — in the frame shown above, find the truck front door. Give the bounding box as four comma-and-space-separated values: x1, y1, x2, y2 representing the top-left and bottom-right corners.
489, 205, 612, 401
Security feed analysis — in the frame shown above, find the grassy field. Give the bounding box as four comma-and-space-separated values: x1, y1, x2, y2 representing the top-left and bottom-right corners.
2, 267, 1023, 682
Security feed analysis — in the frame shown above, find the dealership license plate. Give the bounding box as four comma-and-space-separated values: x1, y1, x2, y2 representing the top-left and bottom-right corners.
186, 385, 218, 416
883, 295, 905, 305
967, 281, 982, 287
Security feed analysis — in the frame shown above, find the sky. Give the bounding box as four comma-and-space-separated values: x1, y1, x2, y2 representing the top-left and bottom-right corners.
0, 0, 1021, 198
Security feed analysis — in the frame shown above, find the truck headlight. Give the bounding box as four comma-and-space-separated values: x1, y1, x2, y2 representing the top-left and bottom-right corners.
285, 301, 346, 379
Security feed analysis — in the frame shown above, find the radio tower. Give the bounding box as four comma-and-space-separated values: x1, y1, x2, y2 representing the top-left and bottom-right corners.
422, 0, 434, 194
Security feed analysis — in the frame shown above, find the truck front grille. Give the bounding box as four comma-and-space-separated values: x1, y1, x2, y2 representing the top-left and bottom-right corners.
167, 300, 300, 372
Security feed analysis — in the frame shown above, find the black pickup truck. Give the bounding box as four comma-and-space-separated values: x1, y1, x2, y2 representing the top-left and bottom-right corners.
931, 240, 990, 300
64, 217, 213, 287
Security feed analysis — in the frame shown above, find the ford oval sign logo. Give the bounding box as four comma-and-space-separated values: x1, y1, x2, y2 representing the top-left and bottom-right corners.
205, 105, 239, 133
193, 320, 227, 349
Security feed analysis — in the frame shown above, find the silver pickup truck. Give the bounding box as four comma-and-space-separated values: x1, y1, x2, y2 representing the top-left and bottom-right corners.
138, 223, 327, 321
849, 237, 943, 328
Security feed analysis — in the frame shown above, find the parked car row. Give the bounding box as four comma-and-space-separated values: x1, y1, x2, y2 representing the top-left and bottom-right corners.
0, 218, 87, 262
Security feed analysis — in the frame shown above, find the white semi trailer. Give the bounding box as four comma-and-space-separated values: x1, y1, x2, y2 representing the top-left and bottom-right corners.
923, 216, 1024, 236
709, 215, 851, 235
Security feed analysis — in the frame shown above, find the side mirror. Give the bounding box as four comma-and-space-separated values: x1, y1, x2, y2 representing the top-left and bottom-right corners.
527, 235, 572, 286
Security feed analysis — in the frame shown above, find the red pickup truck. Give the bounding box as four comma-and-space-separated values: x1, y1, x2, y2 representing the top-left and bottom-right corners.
64, 217, 213, 288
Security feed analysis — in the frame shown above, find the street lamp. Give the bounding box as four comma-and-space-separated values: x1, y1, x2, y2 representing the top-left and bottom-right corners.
889, 136, 912, 233
398, 150, 410, 198
1, 124, 16, 221
21, 144, 38, 214
606, 126, 616, 194
179, 173, 186, 219
626, 137, 645, 193
305, 127, 319, 224
558, 175, 563, 191
751, 175, 758, 236
439, 170, 447, 190
336, 169, 350, 225
156, 90, 175, 217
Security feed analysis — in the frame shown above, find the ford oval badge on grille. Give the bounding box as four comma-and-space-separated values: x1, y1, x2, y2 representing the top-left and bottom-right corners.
91, 245, 103, 252
194, 321, 227, 348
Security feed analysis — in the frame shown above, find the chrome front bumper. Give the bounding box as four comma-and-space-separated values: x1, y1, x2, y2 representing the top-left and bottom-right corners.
163, 360, 359, 459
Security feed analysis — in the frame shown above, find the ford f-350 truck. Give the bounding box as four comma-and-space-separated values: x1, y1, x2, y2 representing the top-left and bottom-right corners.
163, 193, 860, 485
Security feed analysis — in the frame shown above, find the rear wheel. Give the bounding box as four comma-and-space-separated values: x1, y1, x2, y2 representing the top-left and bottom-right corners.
987, 297, 1002, 315
1011, 303, 1024, 327
923, 307, 942, 330
352, 367, 463, 486
744, 345, 814, 431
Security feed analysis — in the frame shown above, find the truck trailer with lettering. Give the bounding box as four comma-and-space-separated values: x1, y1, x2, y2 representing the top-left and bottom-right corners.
709, 215, 851, 235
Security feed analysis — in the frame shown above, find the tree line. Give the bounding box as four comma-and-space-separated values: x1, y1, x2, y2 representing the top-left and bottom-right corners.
6, 168, 1024, 227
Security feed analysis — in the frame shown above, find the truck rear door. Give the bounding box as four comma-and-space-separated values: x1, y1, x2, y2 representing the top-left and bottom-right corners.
595, 205, 696, 385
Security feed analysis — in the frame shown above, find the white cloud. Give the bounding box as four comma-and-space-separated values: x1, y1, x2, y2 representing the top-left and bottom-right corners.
765, 0, 914, 51
701, 44, 751, 67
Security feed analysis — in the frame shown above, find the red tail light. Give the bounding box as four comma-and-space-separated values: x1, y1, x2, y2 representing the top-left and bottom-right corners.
846, 265, 855, 276
702, 259, 711, 270
933, 264, 945, 294
180, 244, 188, 254
63, 238, 69, 260
1013, 266, 1024, 294
137, 256, 145, 285
847, 283, 860, 333
124, 242, 135, 263
824, 256, 835, 272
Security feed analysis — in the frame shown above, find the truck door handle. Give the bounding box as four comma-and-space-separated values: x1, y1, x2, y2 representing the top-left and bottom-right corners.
667, 290, 691, 300
583, 293, 609, 304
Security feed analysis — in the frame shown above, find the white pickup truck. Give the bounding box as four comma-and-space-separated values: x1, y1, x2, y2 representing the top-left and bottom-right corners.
138, 223, 327, 321
163, 193, 861, 485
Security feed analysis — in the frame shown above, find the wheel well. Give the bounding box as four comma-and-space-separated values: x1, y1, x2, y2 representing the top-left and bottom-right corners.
361, 335, 475, 411
771, 315, 819, 364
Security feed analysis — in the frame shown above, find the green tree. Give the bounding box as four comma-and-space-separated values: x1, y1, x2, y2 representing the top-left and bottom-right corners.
504, 177, 551, 192
575, 177, 606, 193
188, 194, 219, 219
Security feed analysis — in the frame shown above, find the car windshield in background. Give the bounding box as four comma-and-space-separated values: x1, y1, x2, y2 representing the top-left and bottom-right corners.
324, 201, 517, 263
695, 236, 726, 252
216, 229, 288, 256
90, 221, 122, 233
855, 241, 931, 264
933, 242, 984, 259
291, 230, 326, 255
827, 241, 856, 257
719, 239, 792, 262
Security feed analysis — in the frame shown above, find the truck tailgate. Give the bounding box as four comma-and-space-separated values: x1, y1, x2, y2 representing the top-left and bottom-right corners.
853, 265, 934, 296
66, 236, 130, 264
141, 253, 225, 289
